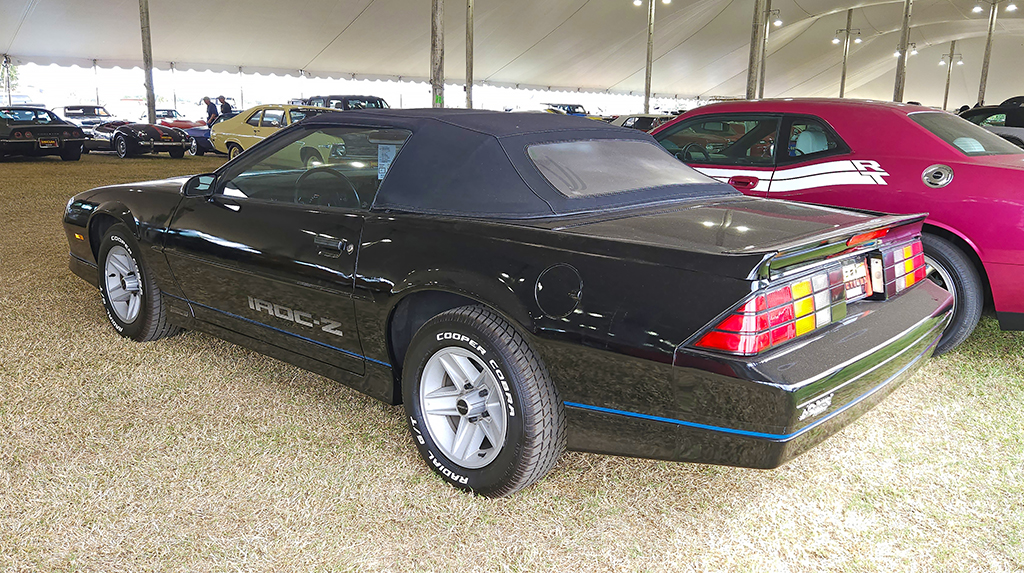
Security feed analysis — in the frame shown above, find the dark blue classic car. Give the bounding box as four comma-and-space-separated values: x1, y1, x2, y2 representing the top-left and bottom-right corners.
62, 109, 952, 496
185, 111, 239, 156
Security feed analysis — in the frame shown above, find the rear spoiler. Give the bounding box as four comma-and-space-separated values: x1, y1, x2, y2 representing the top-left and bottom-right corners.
730, 213, 928, 281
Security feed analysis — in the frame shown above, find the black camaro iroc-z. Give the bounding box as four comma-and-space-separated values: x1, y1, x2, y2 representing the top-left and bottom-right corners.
63, 110, 953, 496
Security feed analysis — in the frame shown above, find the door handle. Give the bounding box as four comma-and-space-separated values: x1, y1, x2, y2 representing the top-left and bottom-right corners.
727, 175, 759, 191
314, 235, 354, 256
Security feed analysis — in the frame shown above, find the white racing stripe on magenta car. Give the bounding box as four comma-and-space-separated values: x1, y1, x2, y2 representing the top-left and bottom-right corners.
694, 159, 888, 194
692, 167, 772, 192
769, 170, 881, 192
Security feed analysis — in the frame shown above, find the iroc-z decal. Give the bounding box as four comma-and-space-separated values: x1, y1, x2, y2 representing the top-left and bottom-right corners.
246, 296, 344, 337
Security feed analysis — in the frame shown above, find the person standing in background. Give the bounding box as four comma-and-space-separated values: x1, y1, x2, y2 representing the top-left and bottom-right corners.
218, 96, 232, 115
204, 97, 217, 124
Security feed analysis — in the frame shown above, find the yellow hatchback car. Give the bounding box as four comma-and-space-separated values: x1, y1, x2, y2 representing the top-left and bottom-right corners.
210, 104, 333, 158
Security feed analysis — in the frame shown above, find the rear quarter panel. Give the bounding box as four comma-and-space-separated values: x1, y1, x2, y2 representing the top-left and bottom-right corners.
354, 214, 754, 410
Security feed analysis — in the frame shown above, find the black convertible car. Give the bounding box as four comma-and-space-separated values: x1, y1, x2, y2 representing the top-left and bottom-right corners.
84, 121, 191, 158
1, 106, 86, 160
63, 110, 953, 496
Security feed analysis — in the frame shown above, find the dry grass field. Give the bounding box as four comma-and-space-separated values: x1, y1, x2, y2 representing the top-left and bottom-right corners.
1, 152, 1022, 572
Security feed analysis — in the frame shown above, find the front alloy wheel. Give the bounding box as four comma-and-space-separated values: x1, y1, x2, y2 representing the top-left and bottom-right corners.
97, 223, 180, 342
104, 243, 143, 323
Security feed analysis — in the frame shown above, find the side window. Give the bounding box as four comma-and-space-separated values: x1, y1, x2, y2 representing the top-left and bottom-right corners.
218, 126, 413, 210
980, 113, 1006, 127
246, 111, 262, 127
783, 117, 846, 162
654, 115, 779, 166
309, 98, 324, 107
261, 109, 284, 128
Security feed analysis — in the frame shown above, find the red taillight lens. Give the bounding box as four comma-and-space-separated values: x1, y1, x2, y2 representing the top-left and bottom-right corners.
695, 269, 844, 355
847, 228, 888, 246
13, 131, 21, 138
24, 130, 33, 138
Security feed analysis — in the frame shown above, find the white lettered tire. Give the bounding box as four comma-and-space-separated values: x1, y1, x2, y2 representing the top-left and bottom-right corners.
97, 223, 180, 342
402, 305, 565, 497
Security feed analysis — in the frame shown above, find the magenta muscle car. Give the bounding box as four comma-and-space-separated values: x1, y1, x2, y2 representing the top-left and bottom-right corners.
653, 99, 1024, 353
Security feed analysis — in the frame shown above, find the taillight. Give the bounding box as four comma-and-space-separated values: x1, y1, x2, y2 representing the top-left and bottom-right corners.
694, 237, 927, 356
23, 130, 33, 138
883, 241, 926, 295
695, 267, 846, 355
13, 131, 22, 138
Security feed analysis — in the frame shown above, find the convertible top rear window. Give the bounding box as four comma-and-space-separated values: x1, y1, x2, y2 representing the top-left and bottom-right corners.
528, 139, 715, 198
910, 111, 1022, 156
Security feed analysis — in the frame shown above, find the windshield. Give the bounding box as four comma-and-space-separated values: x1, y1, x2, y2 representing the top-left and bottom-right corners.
528, 139, 719, 198
64, 106, 110, 117
288, 108, 333, 124
1, 108, 60, 123
322, 98, 388, 110
910, 112, 1023, 156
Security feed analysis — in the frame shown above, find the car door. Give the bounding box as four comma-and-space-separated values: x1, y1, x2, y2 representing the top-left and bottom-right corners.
654, 114, 780, 197
764, 115, 886, 205
235, 109, 262, 149
255, 108, 284, 143
162, 124, 413, 375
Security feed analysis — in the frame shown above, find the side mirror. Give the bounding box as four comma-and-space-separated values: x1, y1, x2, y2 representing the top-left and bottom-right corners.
183, 173, 217, 197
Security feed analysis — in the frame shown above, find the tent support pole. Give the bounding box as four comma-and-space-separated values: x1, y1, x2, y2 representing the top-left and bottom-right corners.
839, 9, 853, 98
746, 0, 766, 99
643, 0, 656, 114
138, 0, 156, 124
893, 0, 912, 102
978, 1, 997, 106
466, 0, 473, 109
431, 0, 444, 108
93, 60, 99, 105
757, 0, 771, 98
943, 40, 956, 110
2, 55, 11, 106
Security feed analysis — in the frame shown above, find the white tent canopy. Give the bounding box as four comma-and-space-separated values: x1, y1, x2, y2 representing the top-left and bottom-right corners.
3, 0, 1023, 106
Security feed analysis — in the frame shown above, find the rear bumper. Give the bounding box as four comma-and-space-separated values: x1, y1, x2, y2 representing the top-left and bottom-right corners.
565, 279, 953, 468
137, 140, 190, 152
1, 137, 85, 153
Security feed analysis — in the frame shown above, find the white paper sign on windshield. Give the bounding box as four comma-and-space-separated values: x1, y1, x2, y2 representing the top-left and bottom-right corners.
378, 144, 396, 180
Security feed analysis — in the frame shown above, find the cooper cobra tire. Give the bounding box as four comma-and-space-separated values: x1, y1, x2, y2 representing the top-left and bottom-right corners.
402, 305, 565, 497
227, 143, 243, 159
97, 223, 180, 342
923, 233, 983, 355
169, 147, 185, 159
114, 134, 132, 159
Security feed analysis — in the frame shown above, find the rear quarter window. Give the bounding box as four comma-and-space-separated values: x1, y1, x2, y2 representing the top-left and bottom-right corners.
911, 112, 1024, 156
527, 139, 716, 198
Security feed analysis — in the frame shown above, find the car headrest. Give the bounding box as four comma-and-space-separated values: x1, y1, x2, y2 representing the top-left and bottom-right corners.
795, 128, 829, 155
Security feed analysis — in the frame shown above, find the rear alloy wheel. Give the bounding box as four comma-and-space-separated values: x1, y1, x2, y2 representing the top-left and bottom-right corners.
922, 233, 983, 355
189, 139, 205, 156
403, 305, 565, 497
97, 223, 180, 342
114, 134, 132, 159
227, 143, 243, 159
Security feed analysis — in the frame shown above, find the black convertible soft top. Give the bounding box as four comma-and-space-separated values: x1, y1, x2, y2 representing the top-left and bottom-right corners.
302, 108, 736, 219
